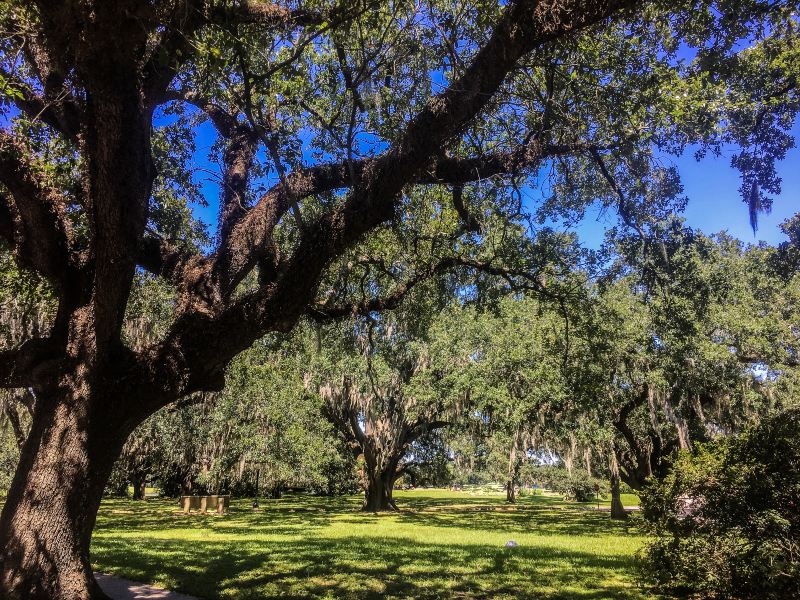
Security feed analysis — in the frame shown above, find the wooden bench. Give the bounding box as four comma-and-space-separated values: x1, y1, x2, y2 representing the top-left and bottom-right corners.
179, 495, 230, 514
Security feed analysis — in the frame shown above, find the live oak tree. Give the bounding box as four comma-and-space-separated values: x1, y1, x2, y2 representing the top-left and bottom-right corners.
437, 296, 570, 502
110, 333, 356, 499
611, 223, 800, 448
436, 291, 623, 507
316, 287, 452, 511
566, 275, 676, 516
0, 0, 798, 597
217, 335, 354, 499
0, 2, 635, 595
568, 224, 800, 507
505, 216, 800, 518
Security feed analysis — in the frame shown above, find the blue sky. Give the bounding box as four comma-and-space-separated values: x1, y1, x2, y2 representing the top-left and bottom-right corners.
570, 125, 800, 249
188, 121, 800, 251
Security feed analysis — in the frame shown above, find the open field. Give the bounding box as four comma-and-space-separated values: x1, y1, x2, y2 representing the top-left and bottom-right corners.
89, 489, 654, 600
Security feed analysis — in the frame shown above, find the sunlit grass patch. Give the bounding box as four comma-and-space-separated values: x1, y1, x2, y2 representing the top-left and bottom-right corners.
91, 490, 655, 599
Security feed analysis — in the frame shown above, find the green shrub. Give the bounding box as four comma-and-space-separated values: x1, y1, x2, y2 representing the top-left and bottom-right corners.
527, 465, 574, 493
639, 408, 800, 599
563, 475, 594, 502
526, 465, 606, 501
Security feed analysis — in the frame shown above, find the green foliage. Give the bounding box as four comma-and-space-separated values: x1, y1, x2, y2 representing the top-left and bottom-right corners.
0, 426, 17, 494
432, 296, 573, 489
565, 476, 599, 503
0, 254, 53, 493
773, 212, 800, 280
639, 408, 800, 599
108, 325, 360, 499
402, 432, 453, 488
525, 465, 608, 502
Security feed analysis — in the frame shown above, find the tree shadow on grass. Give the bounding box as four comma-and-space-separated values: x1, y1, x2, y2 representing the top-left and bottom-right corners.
379, 493, 636, 538
393, 503, 636, 538
92, 534, 647, 600
92, 495, 650, 600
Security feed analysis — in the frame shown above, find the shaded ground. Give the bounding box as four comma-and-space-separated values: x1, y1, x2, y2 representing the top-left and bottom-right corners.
91, 489, 656, 599
96, 573, 199, 600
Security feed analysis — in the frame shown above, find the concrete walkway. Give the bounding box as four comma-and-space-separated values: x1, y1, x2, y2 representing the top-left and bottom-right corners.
96, 574, 200, 600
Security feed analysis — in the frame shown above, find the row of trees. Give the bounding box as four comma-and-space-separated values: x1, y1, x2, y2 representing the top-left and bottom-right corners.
432, 221, 799, 516
7, 214, 793, 517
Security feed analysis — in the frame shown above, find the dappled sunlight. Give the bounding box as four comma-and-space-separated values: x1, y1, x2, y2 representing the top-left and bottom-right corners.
91, 491, 652, 599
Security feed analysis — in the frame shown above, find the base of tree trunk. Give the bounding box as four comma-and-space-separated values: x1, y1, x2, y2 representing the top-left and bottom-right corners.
506, 480, 517, 503
362, 498, 398, 512
609, 476, 628, 520
362, 475, 397, 512
0, 392, 126, 599
610, 500, 628, 520
132, 478, 146, 500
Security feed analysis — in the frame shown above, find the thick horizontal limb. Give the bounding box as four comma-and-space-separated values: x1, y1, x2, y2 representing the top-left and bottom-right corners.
215, 139, 608, 295
137, 235, 203, 284
139, 0, 641, 406
144, 1, 355, 106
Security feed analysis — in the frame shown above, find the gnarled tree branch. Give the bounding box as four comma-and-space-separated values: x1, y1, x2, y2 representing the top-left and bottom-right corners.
0, 68, 82, 142
0, 131, 74, 284
143, 0, 640, 401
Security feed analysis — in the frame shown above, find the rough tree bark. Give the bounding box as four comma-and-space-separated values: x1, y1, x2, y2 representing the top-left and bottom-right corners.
362, 452, 401, 512
0, 0, 638, 596
0, 379, 142, 599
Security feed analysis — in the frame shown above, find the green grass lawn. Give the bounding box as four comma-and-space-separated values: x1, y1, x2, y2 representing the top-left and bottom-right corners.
90, 489, 656, 599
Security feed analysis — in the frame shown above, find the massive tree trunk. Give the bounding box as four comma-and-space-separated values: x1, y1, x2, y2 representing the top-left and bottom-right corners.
361, 448, 400, 512
0, 384, 132, 600
363, 470, 397, 512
